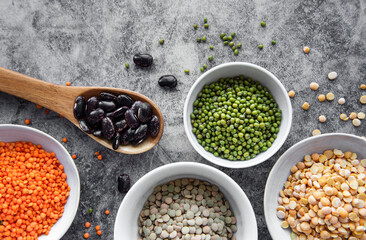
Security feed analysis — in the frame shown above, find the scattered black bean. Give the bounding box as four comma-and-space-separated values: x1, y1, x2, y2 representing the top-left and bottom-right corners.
117, 174, 131, 193
133, 54, 153, 67
158, 75, 177, 89
73, 96, 86, 120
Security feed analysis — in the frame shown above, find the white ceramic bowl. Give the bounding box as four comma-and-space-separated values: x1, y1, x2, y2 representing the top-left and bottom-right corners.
264, 133, 366, 240
183, 62, 292, 168
114, 162, 258, 240
0, 124, 80, 239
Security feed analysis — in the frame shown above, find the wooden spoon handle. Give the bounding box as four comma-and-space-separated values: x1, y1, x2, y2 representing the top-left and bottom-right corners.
0, 67, 78, 119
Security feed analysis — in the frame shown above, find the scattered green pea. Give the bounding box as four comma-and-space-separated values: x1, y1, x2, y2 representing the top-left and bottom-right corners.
223, 36, 228, 41
209, 45, 214, 50
223, 41, 228, 45
237, 43, 242, 49
197, 38, 201, 43
202, 36, 207, 42
194, 24, 198, 29
203, 64, 207, 69
231, 32, 236, 38
232, 46, 236, 51
208, 55, 213, 61
261, 21, 266, 27
258, 44, 263, 49
220, 33, 226, 39
200, 67, 204, 72
228, 36, 232, 41
204, 23, 209, 28
184, 69, 190, 74
204, 18, 207, 23
234, 49, 239, 55
159, 39, 164, 45
125, 63, 129, 68
272, 40, 277, 45
89, 208, 93, 214
229, 42, 234, 47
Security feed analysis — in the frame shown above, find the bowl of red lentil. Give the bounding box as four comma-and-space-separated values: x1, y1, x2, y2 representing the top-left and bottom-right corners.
0, 124, 80, 240
264, 133, 366, 240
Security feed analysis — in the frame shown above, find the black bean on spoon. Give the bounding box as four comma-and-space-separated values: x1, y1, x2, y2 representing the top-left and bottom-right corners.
73, 91, 161, 151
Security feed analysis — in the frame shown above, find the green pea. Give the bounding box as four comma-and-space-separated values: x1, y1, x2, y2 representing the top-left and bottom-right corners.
125, 63, 129, 68
204, 18, 207, 23
237, 43, 242, 49
231, 32, 236, 37
200, 67, 204, 72
209, 45, 214, 50
224, 41, 229, 45
159, 39, 164, 44
208, 56, 213, 61
229, 42, 234, 47
202, 36, 207, 42
272, 40, 276, 45
185, 69, 190, 74
220, 33, 226, 39
261, 21, 266, 27
258, 44, 263, 49
234, 49, 239, 55
204, 23, 209, 28
197, 38, 201, 43
203, 64, 207, 69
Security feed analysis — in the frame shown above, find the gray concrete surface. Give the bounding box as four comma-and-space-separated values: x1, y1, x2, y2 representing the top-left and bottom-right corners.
0, 0, 365, 239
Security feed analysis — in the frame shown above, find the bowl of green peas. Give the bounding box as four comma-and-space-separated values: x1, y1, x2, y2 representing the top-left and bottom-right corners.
183, 62, 292, 168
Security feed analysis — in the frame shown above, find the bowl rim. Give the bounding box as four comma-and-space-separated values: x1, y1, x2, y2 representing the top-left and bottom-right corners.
0, 124, 80, 239
113, 161, 258, 239
264, 133, 366, 239
183, 62, 292, 168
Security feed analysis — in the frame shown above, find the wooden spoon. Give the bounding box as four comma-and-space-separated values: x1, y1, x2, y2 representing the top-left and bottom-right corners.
0, 67, 164, 154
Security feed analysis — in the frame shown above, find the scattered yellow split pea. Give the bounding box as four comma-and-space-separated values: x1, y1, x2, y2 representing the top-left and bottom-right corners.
340, 113, 348, 121
358, 112, 365, 120
360, 84, 366, 90
360, 95, 366, 104
302, 102, 310, 110
310, 82, 319, 91
312, 129, 321, 136
303, 46, 310, 54
349, 112, 357, 120
318, 94, 326, 102
326, 93, 335, 101
327, 71, 337, 80
288, 90, 295, 98
338, 98, 345, 105
353, 119, 361, 127
318, 115, 326, 123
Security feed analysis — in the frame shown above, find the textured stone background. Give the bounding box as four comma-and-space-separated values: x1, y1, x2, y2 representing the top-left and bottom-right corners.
0, 0, 365, 239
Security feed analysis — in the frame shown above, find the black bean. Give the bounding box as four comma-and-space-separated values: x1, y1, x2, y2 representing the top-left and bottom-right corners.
115, 119, 128, 132
138, 103, 152, 123
125, 109, 139, 129
117, 174, 131, 193
148, 115, 160, 137
101, 117, 115, 140
131, 101, 144, 115
97, 101, 116, 113
135, 124, 148, 140
133, 54, 153, 67
73, 96, 86, 120
92, 130, 103, 137
125, 128, 136, 142
112, 106, 129, 120
87, 108, 105, 126
99, 92, 116, 101
79, 120, 91, 133
112, 132, 121, 150
158, 75, 177, 88
86, 97, 98, 115
116, 94, 134, 108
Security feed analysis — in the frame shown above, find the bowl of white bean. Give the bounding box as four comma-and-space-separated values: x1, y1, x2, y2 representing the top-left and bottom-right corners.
114, 162, 257, 240
264, 133, 366, 240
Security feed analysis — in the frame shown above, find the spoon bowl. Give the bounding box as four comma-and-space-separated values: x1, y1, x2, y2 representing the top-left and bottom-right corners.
0, 67, 164, 154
